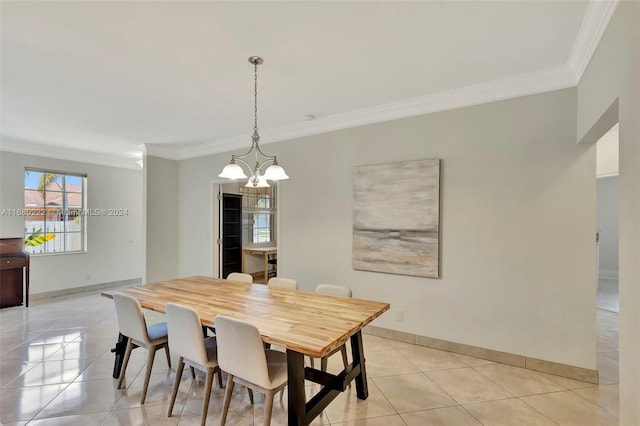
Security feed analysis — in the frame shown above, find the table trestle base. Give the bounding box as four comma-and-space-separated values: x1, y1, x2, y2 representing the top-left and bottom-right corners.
287, 331, 369, 425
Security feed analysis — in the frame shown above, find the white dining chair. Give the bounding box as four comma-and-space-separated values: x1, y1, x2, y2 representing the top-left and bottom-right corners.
267, 277, 298, 290
216, 315, 288, 426
166, 302, 223, 426
310, 284, 353, 371
113, 293, 171, 404
315, 284, 352, 298
227, 272, 253, 283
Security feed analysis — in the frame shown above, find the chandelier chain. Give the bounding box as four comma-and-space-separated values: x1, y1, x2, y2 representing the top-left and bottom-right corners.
254, 61, 258, 132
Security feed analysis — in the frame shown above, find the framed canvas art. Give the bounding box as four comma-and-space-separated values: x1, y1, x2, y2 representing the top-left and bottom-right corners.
353, 158, 441, 278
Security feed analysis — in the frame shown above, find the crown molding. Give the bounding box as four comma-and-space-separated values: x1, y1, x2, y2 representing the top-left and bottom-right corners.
174, 64, 578, 160
0, 137, 143, 170
568, 0, 619, 79
142, 143, 181, 161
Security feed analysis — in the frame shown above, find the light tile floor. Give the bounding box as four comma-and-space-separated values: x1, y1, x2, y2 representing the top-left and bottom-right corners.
0, 291, 619, 425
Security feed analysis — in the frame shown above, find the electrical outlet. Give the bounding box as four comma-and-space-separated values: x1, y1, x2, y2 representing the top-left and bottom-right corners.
395, 310, 404, 322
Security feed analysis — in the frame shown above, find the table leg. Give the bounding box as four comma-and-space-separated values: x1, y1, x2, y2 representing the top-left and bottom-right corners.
287, 349, 306, 426
25, 264, 30, 308
264, 253, 268, 283
350, 331, 369, 399
111, 332, 129, 379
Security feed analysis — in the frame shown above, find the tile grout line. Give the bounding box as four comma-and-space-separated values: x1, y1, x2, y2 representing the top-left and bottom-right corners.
25, 380, 74, 424
469, 363, 569, 397
457, 404, 485, 426
451, 352, 518, 418
415, 370, 467, 413
516, 391, 571, 426
568, 386, 620, 418
459, 397, 547, 426
366, 377, 409, 425
463, 364, 516, 398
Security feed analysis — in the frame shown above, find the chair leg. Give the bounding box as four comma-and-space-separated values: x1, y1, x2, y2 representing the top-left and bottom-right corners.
263, 389, 275, 426
164, 344, 172, 368
141, 345, 157, 404
117, 338, 134, 389
221, 374, 235, 426
201, 367, 215, 426
168, 357, 185, 417
216, 366, 223, 388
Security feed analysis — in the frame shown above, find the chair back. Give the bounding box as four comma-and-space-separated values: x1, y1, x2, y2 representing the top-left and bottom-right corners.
315, 284, 352, 298
166, 303, 209, 365
113, 293, 151, 344
215, 315, 272, 388
267, 277, 298, 290
227, 272, 253, 283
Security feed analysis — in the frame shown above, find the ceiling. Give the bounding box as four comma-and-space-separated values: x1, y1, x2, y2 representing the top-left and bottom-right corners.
0, 1, 617, 169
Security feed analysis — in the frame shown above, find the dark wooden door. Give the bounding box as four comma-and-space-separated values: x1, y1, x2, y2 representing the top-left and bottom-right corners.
221, 193, 243, 279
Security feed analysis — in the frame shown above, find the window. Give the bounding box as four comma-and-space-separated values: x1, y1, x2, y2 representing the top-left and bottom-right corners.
241, 186, 276, 244
24, 169, 86, 254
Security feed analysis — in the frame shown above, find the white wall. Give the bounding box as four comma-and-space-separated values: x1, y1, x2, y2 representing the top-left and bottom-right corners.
177, 163, 272, 279
145, 155, 179, 283
596, 123, 619, 177
176, 87, 598, 371
596, 176, 618, 279
576, 2, 640, 423
0, 151, 144, 294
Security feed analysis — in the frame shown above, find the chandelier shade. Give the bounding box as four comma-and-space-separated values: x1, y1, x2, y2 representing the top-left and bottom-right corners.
218, 56, 289, 186
218, 161, 247, 179
263, 162, 289, 180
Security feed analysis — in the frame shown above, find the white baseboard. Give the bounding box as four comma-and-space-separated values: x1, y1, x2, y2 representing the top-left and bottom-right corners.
30, 278, 142, 301
599, 269, 619, 280
363, 325, 598, 384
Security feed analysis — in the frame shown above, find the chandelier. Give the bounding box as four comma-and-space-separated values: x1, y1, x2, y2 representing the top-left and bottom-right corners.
218, 56, 289, 187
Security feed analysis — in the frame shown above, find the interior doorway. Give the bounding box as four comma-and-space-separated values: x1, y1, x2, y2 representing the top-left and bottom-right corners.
595, 123, 620, 313
594, 122, 619, 386
215, 181, 278, 283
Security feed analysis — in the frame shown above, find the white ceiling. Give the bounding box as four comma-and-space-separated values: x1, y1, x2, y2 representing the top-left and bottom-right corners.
0, 1, 617, 169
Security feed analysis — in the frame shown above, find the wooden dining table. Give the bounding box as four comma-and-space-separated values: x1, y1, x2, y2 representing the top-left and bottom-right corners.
102, 275, 389, 425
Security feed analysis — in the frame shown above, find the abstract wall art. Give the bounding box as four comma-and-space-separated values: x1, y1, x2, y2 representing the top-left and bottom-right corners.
353, 158, 441, 278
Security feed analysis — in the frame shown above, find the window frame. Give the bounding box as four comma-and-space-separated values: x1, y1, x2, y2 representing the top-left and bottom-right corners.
240, 185, 277, 245
24, 168, 87, 255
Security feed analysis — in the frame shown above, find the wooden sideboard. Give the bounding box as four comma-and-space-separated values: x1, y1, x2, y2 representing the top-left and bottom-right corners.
0, 238, 30, 308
